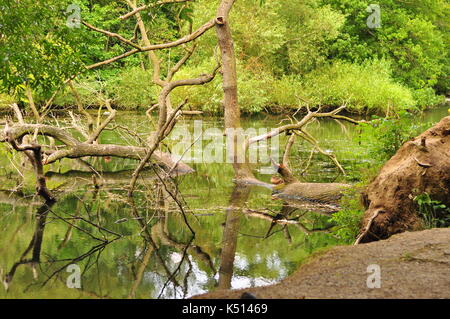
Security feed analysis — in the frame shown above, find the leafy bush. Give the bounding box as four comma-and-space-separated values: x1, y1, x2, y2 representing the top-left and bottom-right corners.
171, 59, 419, 115
236, 67, 271, 113
0, 93, 15, 110
52, 58, 438, 115
414, 193, 450, 228
53, 75, 106, 108
171, 61, 273, 114
412, 88, 446, 110
359, 111, 433, 161
54, 68, 158, 110
301, 60, 417, 113
322, 0, 449, 92
106, 67, 158, 110
266, 75, 303, 108
330, 187, 365, 244
330, 208, 364, 244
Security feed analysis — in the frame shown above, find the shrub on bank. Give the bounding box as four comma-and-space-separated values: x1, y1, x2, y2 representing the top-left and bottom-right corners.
300, 60, 417, 113
53, 68, 158, 110
6, 59, 443, 115
412, 87, 446, 110
106, 67, 158, 110
170, 59, 424, 115
0, 93, 15, 110
170, 60, 272, 114
53, 75, 106, 108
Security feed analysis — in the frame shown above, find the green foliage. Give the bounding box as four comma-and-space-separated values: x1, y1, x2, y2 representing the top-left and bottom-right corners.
179, 0, 439, 114
0, 0, 84, 96
169, 59, 418, 114
359, 111, 433, 161
330, 187, 364, 243
412, 88, 446, 110
2, 0, 446, 114
169, 59, 223, 113
414, 193, 450, 228
106, 67, 158, 110
321, 0, 449, 94
330, 209, 363, 243
277, 2, 345, 75
0, 93, 15, 110
53, 74, 105, 108
300, 60, 416, 112
54, 67, 158, 110
266, 75, 303, 108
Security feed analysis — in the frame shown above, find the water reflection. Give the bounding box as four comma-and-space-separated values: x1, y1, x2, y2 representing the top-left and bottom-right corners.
3, 201, 53, 290
217, 185, 251, 289
0, 163, 338, 298
8, 106, 447, 298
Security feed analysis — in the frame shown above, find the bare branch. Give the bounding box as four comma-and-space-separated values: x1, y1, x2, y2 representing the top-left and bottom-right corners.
128, 0, 166, 87
68, 80, 94, 131
166, 44, 197, 81
25, 86, 41, 122
10, 103, 25, 124
86, 100, 116, 144
282, 134, 296, 168
4, 135, 54, 202
1, 124, 193, 173
120, 0, 193, 20
296, 129, 346, 175
81, 21, 143, 50
248, 105, 363, 146
85, 19, 216, 70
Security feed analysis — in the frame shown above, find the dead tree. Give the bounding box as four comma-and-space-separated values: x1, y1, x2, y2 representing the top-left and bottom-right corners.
78, 0, 222, 198
215, 0, 255, 181
1, 1, 222, 202
214, 1, 362, 183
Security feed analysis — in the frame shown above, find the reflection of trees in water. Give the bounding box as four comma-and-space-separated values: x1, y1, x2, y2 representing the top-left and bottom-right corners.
218, 185, 251, 289
2, 198, 122, 296
216, 184, 335, 292
0, 167, 216, 298
0, 163, 335, 298
3, 201, 52, 290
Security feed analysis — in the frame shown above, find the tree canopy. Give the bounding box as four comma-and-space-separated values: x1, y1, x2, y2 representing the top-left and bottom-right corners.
0, 0, 448, 113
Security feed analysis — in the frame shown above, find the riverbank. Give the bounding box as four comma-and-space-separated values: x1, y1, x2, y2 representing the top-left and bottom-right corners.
1, 100, 448, 119
193, 228, 450, 299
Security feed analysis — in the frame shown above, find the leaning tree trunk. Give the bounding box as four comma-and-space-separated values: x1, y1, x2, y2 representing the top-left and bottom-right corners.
356, 116, 450, 243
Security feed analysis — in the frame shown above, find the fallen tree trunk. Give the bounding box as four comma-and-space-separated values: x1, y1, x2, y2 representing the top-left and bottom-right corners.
1, 124, 193, 174
356, 116, 450, 243
271, 162, 351, 214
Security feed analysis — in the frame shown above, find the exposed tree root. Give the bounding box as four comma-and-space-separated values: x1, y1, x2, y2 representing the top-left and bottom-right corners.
357, 116, 450, 243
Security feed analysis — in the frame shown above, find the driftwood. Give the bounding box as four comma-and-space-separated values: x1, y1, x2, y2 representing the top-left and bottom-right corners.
271, 162, 351, 214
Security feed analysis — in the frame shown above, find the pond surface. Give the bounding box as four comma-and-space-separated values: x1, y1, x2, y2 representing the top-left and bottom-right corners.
0, 105, 447, 298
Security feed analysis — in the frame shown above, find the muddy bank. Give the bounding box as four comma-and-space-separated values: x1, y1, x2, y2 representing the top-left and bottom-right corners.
193, 228, 450, 299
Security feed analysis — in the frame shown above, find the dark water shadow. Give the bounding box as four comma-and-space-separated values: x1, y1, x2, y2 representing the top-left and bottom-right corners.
3, 201, 53, 290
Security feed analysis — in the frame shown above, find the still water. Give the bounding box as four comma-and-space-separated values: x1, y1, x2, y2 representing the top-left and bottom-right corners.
0, 106, 447, 298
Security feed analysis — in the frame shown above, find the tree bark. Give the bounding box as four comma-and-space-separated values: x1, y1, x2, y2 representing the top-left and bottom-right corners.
216, 0, 254, 180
